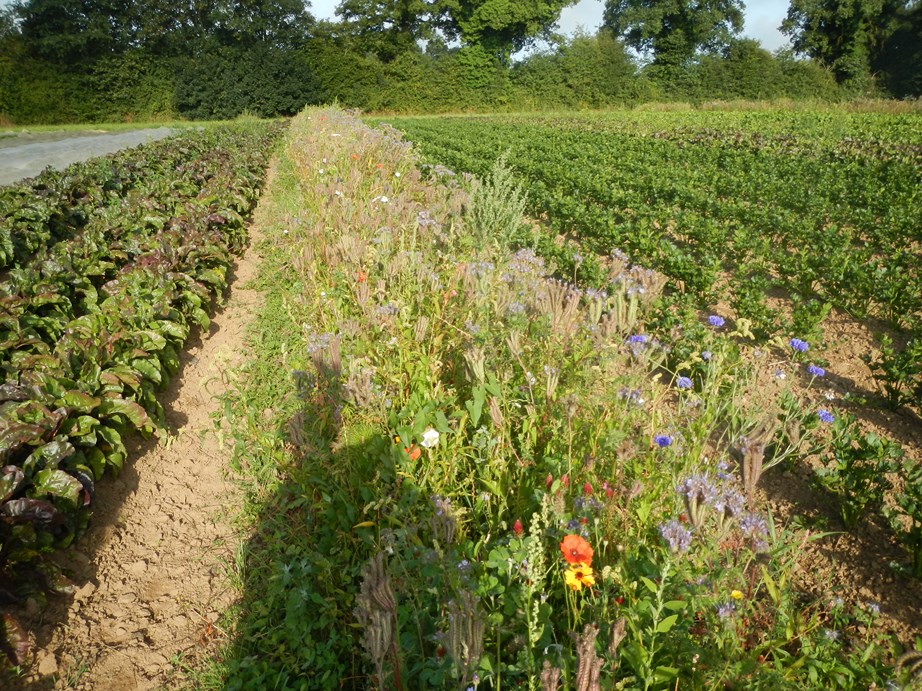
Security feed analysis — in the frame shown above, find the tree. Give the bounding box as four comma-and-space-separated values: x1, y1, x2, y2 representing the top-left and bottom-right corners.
436, 0, 579, 64
602, 0, 744, 67
336, 0, 433, 62
780, 0, 906, 90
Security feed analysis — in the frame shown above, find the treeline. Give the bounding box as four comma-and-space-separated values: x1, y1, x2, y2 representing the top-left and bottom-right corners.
0, 0, 919, 124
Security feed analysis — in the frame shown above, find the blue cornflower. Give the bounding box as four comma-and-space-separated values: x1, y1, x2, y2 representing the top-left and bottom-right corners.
807, 364, 826, 377
654, 434, 673, 447
789, 338, 809, 353
708, 315, 725, 328
659, 520, 692, 553
676, 376, 693, 390
818, 409, 835, 423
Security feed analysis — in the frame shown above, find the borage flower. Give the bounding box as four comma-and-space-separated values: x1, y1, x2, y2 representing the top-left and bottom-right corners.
564, 563, 596, 592
560, 534, 593, 566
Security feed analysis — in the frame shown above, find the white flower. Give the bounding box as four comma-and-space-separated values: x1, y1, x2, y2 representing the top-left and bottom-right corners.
420, 428, 440, 448
394, 172, 401, 178
372, 195, 390, 204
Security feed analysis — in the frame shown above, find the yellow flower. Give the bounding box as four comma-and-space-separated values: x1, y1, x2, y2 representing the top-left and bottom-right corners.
730, 589, 743, 600
564, 563, 596, 592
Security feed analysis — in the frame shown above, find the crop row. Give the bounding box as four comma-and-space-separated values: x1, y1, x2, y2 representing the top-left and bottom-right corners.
0, 129, 258, 272
0, 122, 284, 665
379, 112, 922, 407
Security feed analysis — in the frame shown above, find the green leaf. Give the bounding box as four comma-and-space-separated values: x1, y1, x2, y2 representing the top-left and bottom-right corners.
0, 465, 25, 502
58, 391, 101, 414
663, 599, 686, 612
33, 469, 82, 506
97, 398, 153, 432
0, 422, 45, 458
655, 614, 678, 633
131, 358, 163, 386
640, 576, 658, 594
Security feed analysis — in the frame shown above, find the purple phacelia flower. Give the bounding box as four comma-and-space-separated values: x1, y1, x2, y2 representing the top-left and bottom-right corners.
659, 520, 692, 553
654, 434, 673, 448
708, 315, 725, 328
628, 334, 648, 344
789, 338, 809, 353
818, 408, 835, 423
676, 376, 693, 390
807, 364, 826, 377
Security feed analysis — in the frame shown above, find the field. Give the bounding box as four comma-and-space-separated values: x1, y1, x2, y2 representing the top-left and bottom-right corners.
3, 106, 922, 689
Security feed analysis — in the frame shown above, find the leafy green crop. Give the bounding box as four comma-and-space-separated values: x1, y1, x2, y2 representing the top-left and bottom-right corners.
0, 121, 285, 669
379, 110, 922, 405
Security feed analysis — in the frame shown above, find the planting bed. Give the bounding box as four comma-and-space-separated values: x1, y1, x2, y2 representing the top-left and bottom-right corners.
0, 122, 284, 682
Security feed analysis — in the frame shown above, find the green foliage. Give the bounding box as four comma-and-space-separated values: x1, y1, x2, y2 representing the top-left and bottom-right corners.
814, 413, 903, 528
467, 154, 528, 247
0, 122, 285, 670
603, 0, 745, 67
438, 0, 581, 63
174, 41, 318, 119
781, 0, 907, 92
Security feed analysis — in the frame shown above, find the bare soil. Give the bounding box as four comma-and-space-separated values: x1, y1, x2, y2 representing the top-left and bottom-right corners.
9, 190, 269, 690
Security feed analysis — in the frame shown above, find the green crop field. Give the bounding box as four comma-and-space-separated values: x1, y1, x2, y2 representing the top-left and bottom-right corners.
4, 107, 922, 689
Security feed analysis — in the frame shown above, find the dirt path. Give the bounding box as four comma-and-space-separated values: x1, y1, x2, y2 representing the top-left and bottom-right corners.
11, 172, 272, 690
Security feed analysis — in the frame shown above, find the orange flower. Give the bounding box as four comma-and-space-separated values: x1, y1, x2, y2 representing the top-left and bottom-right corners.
404, 445, 421, 461
560, 534, 593, 566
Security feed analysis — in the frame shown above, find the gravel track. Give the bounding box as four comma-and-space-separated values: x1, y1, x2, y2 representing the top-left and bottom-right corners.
0, 128, 175, 186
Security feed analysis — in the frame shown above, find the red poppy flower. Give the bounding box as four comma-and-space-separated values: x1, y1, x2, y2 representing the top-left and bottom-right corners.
560, 534, 593, 566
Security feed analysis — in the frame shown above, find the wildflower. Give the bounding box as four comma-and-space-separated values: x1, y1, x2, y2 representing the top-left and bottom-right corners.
866, 602, 881, 616
627, 334, 648, 344
654, 434, 673, 448
659, 520, 692, 553
618, 387, 645, 407
583, 482, 593, 495
716, 602, 735, 620
774, 368, 787, 380
701, 350, 712, 361
789, 338, 809, 353
564, 563, 596, 591
676, 376, 693, 390
730, 589, 744, 601
546, 474, 553, 490
420, 428, 440, 448
807, 364, 826, 377
560, 534, 594, 565
513, 519, 524, 537
678, 475, 718, 528
404, 445, 421, 461
824, 628, 840, 641
708, 315, 725, 328
824, 390, 836, 401
817, 409, 835, 423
